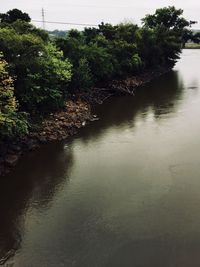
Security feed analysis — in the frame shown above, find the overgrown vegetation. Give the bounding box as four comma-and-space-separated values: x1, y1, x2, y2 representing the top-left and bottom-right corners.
0, 7, 196, 140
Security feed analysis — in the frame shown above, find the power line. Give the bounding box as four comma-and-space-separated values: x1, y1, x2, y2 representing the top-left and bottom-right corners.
32, 20, 98, 27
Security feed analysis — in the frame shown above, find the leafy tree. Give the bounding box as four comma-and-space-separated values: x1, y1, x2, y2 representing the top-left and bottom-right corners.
115, 23, 139, 44
55, 33, 84, 66
108, 40, 142, 76
0, 18, 49, 42
141, 6, 194, 67
56, 23, 144, 84
0, 9, 30, 24
0, 54, 28, 140
98, 23, 118, 40
136, 28, 160, 68
83, 43, 114, 82
68, 29, 83, 40
70, 58, 93, 90
24, 44, 72, 113
84, 27, 100, 44
0, 27, 72, 114
142, 6, 191, 30
10, 20, 49, 42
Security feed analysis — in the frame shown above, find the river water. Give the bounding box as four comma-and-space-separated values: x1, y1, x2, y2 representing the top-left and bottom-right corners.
1, 50, 200, 267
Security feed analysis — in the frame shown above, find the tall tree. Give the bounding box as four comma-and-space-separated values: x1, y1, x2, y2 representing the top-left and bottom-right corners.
141, 6, 195, 66
142, 6, 193, 30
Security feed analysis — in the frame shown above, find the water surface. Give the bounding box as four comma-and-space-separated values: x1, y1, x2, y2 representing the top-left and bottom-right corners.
1, 50, 200, 267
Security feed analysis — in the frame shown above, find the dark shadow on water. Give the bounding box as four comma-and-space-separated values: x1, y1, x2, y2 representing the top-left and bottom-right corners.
0, 142, 74, 264
77, 70, 184, 144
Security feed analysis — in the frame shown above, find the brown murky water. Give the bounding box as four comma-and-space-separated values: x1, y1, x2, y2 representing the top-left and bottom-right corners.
1, 50, 200, 267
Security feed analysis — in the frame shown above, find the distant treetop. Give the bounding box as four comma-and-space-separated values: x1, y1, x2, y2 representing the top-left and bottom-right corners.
0, 9, 31, 24
142, 6, 195, 30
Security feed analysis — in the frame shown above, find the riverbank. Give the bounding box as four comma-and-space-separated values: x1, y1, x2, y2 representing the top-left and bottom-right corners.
0, 100, 93, 176
0, 68, 170, 177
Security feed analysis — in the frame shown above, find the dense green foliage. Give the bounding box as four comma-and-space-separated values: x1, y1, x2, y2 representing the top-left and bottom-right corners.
0, 7, 195, 140
0, 55, 28, 140
56, 7, 194, 89
0, 21, 72, 114
55, 24, 143, 88
0, 9, 30, 24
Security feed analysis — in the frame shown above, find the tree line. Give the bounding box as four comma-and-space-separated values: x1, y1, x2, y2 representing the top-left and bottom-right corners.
0, 7, 198, 140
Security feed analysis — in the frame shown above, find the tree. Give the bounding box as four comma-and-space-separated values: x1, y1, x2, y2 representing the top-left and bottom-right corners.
136, 28, 160, 68
24, 44, 72, 113
0, 27, 72, 114
0, 54, 28, 140
141, 6, 194, 67
55, 33, 85, 66
0, 9, 31, 24
70, 58, 93, 90
191, 32, 200, 44
115, 23, 139, 44
83, 43, 114, 82
142, 6, 191, 30
10, 20, 49, 42
98, 23, 118, 40
84, 27, 100, 44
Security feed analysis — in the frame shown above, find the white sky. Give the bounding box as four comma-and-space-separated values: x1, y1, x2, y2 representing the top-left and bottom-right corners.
1, 0, 200, 30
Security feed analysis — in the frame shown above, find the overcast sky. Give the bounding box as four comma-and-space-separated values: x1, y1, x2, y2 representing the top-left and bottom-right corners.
1, 0, 200, 30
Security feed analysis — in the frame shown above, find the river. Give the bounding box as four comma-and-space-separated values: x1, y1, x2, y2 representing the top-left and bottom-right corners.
1, 50, 200, 267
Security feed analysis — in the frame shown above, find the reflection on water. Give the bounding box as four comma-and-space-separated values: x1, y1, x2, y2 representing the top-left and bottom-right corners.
0, 143, 74, 265
1, 50, 200, 267
78, 70, 184, 144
